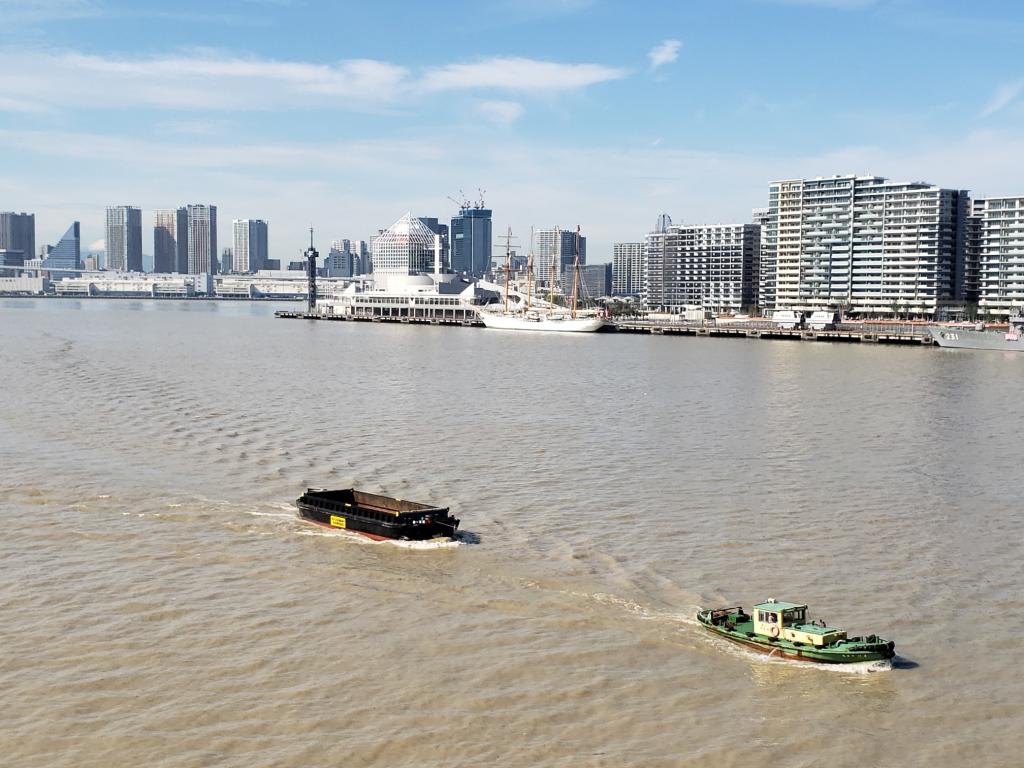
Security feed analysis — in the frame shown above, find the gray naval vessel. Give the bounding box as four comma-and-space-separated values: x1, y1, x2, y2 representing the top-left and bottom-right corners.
928, 316, 1024, 351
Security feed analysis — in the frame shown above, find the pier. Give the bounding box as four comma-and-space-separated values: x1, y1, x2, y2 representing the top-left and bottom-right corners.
612, 319, 931, 345
275, 310, 482, 327
276, 310, 933, 345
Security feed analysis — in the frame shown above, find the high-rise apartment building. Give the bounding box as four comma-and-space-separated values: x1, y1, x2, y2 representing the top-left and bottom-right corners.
450, 207, 492, 277
534, 228, 586, 292
154, 207, 187, 273
105, 206, 142, 272
764, 176, 968, 316
643, 223, 759, 313
612, 242, 644, 295
232, 219, 268, 273
186, 204, 217, 274
971, 197, 1024, 318
752, 207, 771, 313
0, 212, 35, 265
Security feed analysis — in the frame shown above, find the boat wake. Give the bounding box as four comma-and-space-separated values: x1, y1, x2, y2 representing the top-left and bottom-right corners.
294, 526, 462, 549
699, 631, 893, 674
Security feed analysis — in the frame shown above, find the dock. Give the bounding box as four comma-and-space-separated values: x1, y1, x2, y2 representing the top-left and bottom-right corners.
275, 310, 933, 345
275, 310, 483, 327
612, 320, 931, 345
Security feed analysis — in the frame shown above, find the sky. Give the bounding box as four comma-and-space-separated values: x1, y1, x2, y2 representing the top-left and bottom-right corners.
2, 0, 1024, 264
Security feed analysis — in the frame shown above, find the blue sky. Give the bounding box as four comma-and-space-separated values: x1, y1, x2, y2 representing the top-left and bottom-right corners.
2, 0, 1023, 263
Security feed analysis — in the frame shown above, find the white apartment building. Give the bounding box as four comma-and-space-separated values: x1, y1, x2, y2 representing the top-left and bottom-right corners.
612, 242, 643, 295
643, 223, 759, 313
972, 197, 1024, 318
105, 206, 142, 272
533, 228, 586, 292
765, 176, 969, 317
232, 219, 268, 273
187, 204, 217, 274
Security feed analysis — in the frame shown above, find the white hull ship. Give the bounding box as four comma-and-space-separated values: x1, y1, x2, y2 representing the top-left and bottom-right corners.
480, 225, 605, 334
928, 316, 1024, 352
479, 309, 605, 333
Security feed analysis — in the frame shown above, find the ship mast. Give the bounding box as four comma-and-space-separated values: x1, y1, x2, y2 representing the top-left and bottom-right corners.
526, 226, 534, 312
570, 225, 581, 320
503, 225, 512, 314
548, 226, 559, 315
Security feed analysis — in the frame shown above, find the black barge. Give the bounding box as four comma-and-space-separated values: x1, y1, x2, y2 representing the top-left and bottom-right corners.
296, 488, 460, 541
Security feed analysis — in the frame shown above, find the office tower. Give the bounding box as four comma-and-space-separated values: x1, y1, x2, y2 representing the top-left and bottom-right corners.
972, 197, 1024, 318
655, 213, 672, 234
186, 204, 217, 274
154, 207, 188, 273
612, 242, 644, 295
576, 263, 612, 298
232, 219, 268, 273
0, 212, 35, 264
372, 213, 437, 282
41, 222, 81, 271
418, 218, 449, 269
764, 176, 968, 316
643, 223, 759, 313
450, 206, 492, 277
534, 228, 587, 292
326, 240, 354, 277
105, 206, 142, 272
353, 240, 370, 274
220, 248, 233, 274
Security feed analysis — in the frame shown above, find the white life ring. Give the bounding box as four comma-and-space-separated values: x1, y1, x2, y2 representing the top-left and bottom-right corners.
769, 625, 780, 638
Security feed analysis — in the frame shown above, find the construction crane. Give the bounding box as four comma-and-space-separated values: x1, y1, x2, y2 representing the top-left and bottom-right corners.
447, 188, 488, 211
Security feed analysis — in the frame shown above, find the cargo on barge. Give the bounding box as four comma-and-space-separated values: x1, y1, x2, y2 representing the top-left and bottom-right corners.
296, 488, 460, 541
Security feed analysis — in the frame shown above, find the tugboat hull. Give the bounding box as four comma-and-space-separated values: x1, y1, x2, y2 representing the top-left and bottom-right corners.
697, 608, 895, 664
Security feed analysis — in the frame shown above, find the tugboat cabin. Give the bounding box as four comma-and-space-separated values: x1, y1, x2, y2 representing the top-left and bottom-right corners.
754, 599, 847, 647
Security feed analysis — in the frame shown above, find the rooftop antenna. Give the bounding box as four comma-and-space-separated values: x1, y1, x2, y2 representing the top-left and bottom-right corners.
305, 225, 318, 313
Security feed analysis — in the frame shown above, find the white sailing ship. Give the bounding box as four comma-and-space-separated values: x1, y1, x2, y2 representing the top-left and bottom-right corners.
478, 226, 606, 334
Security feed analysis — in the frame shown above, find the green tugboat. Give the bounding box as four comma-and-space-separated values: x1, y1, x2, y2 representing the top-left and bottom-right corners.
697, 599, 895, 664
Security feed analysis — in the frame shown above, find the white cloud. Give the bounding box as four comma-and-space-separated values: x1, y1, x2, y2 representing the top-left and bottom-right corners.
980, 81, 1024, 118
7, 125, 1024, 263
422, 57, 626, 92
0, 0, 100, 23
647, 40, 681, 70
88, 238, 105, 252
0, 50, 625, 113
476, 100, 525, 124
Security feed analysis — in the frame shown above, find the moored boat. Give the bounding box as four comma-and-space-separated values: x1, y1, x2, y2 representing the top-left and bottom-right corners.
927, 315, 1024, 352
296, 488, 460, 541
697, 599, 895, 664
479, 308, 605, 333
480, 224, 606, 334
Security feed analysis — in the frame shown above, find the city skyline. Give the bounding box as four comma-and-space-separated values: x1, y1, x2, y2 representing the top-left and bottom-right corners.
2, 1, 1024, 261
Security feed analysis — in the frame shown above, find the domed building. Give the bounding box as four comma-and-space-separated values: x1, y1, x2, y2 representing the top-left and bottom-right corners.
371, 213, 438, 286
